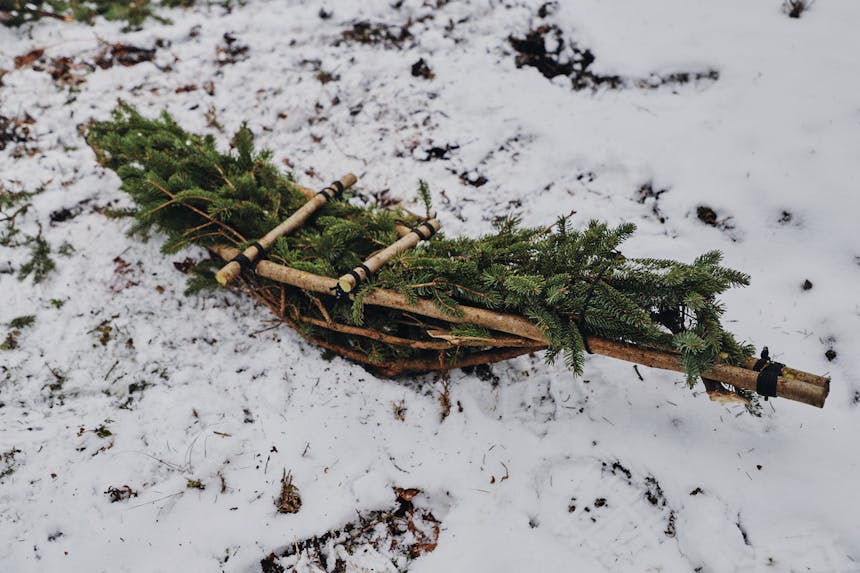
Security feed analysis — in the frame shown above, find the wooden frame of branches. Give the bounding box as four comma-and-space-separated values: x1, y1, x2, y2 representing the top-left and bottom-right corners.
85, 103, 830, 410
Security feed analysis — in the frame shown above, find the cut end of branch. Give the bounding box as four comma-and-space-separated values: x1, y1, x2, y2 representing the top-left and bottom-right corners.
338, 276, 355, 293
215, 262, 240, 286
342, 172, 358, 188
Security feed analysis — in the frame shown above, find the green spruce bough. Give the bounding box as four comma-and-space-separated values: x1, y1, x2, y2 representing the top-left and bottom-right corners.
0, 0, 194, 28
86, 103, 753, 384
0, 185, 59, 284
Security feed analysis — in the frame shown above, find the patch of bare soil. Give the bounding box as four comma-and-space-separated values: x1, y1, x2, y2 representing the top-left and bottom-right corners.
13, 40, 160, 88
261, 488, 440, 573
509, 8, 719, 92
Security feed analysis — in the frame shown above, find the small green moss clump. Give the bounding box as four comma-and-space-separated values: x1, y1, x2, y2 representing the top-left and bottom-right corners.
9, 315, 35, 329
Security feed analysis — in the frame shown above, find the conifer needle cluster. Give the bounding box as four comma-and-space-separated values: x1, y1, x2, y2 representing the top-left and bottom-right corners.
0, 0, 193, 28
86, 103, 754, 384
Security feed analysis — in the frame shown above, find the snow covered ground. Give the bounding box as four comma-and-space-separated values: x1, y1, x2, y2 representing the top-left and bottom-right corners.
2, 0, 859, 571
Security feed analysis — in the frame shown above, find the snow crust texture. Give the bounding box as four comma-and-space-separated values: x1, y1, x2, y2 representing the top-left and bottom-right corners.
1, 1, 859, 571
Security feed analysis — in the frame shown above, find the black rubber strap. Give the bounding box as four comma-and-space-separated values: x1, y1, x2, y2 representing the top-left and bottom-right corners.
756, 363, 783, 400
412, 221, 437, 241
316, 180, 346, 202
331, 263, 374, 300
576, 261, 613, 354
752, 347, 782, 400
231, 241, 267, 273
251, 241, 266, 259
346, 264, 373, 285
231, 252, 253, 270
330, 283, 348, 300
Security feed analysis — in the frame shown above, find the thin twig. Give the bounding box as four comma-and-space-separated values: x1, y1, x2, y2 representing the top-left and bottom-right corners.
147, 179, 245, 244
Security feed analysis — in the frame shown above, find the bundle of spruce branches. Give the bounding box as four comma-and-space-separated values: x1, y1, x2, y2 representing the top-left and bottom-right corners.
87, 103, 809, 404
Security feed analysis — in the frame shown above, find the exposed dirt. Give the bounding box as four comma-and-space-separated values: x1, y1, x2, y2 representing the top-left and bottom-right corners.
696, 205, 736, 237
411, 57, 434, 79
637, 183, 669, 224
697, 205, 718, 226
216, 32, 249, 66
462, 363, 501, 386
599, 459, 677, 538
509, 25, 619, 90
421, 143, 459, 161
510, 20, 718, 92
95, 42, 157, 68
459, 170, 488, 188
261, 488, 440, 572
784, 0, 813, 19
338, 20, 415, 48
0, 112, 35, 151
104, 485, 138, 502
13, 41, 160, 88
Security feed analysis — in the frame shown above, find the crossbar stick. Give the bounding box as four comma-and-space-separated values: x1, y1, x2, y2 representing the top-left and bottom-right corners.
333, 219, 441, 297
215, 173, 356, 285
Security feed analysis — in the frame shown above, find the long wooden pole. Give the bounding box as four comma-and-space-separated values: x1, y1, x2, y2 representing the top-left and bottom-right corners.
215, 174, 357, 286
210, 245, 829, 408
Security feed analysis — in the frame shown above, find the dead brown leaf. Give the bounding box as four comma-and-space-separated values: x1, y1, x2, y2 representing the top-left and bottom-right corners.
15, 48, 44, 69
394, 487, 421, 502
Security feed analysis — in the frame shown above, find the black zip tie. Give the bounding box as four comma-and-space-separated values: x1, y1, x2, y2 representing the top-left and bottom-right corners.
752, 346, 783, 400
347, 268, 363, 286
331, 264, 374, 301
316, 180, 346, 202
251, 241, 266, 259
347, 264, 373, 288
332, 218, 429, 300
230, 252, 253, 271
230, 241, 267, 273
576, 261, 613, 354
330, 284, 346, 300
411, 221, 437, 241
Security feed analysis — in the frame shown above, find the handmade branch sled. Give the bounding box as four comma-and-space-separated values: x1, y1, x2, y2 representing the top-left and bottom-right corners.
208, 180, 829, 409
85, 104, 830, 410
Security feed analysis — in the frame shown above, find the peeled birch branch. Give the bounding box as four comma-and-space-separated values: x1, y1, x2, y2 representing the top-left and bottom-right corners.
294, 180, 412, 237
215, 173, 357, 286
334, 219, 441, 297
